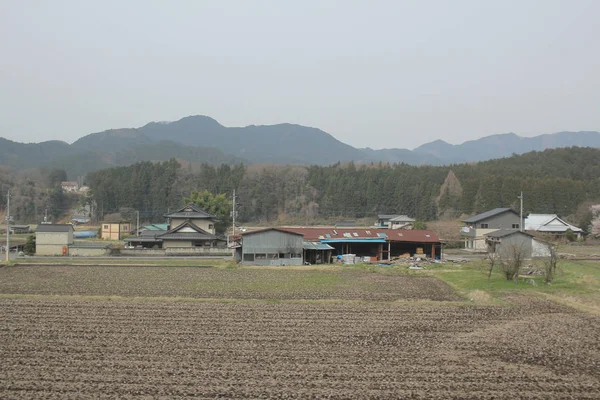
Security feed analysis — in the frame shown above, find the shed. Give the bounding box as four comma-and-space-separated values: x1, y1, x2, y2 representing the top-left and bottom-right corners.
35, 224, 74, 255
484, 229, 550, 259
241, 228, 304, 266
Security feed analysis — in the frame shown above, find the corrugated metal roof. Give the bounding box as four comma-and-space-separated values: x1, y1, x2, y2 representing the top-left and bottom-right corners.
303, 241, 335, 250
525, 214, 582, 232
159, 232, 216, 240
462, 208, 518, 223
241, 228, 303, 236
322, 238, 386, 243
277, 227, 440, 243
484, 229, 532, 238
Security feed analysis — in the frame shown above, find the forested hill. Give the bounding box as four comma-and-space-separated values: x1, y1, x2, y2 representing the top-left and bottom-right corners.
1, 115, 600, 178
83, 147, 600, 231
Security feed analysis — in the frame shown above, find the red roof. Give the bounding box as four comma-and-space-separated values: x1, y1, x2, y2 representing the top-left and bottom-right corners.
275, 227, 440, 243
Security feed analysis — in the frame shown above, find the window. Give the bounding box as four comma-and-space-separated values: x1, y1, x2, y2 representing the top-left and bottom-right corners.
291, 253, 302, 258
512, 224, 519, 229
352, 232, 358, 237
343, 232, 351, 238
267, 253, 278, 260
377, 233, 387, 238
255, 253, 267, 260
332, 230, 338, 235
243, 254, 254, 262
480, 223, 489, 229
279, 253, 286, 259
365, 230, 371, 235
325, 234, 331, 238
209, 224, 214, 230
103, 225, 109, 229
122, 225, 128, 231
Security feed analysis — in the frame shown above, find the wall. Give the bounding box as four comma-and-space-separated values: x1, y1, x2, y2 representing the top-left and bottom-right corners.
68, 247, 111, 257
36, 232, 71, 246
36, 244, 67, 256
241, 230, 304, 266
120, 249, 166, 256
162, 240, 193, 249
165, 247, 232, 256
532, 239, 551, 258
169, 218, 215, 235
465, 229, 498, 251
497, 233, 533, 259
479, 212, 520, 229
101, 223, 130, 240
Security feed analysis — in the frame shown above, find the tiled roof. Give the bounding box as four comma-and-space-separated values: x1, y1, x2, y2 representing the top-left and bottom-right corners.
525, 214, 582, 232
164, 203, 217, 219
462, 208, 518, 223
157, 220, 216, 241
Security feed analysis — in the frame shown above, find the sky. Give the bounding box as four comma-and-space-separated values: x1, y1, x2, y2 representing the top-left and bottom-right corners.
1, 0, 599, 149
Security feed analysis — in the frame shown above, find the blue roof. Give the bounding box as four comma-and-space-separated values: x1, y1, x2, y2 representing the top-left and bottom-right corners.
321, 238, 386, 243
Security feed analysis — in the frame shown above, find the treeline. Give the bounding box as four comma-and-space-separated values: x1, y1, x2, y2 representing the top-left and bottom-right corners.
85, 147, 600, 227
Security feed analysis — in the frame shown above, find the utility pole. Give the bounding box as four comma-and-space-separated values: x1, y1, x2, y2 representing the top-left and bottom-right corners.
519, 191, 524, 232
136, 210, 140, 237
232, 189, 236, 237
5, 189, 10, 262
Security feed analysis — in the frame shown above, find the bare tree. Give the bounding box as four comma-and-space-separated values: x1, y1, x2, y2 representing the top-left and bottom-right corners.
498, 243, 526, 283
543, 245, 558, 284
484, 243, 499, 281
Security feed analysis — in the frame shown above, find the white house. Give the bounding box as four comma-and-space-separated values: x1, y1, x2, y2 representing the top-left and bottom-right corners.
525, 214, 583, 239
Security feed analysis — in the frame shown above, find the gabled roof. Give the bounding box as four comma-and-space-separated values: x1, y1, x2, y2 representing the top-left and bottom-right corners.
525, 214, 582, 233
157, 220, 216, 240
462, 208, 518, 224
36, 224, 73, 233
377, 214, 399, 220
241, 228, 304, 237
389, 215, 415, 222
484, 229, 533, 239
163, 203, 217, 219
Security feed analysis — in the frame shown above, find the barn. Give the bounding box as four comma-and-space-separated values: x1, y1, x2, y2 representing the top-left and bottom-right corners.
239, 228, 304, 266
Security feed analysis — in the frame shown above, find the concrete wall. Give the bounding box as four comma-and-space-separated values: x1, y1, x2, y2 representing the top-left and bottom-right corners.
120, 249, 166, 257
170, 218, 215, 235
68, 247, 111, 257
165, 247, 232, 256
36, 244, 68, 256
464, 229, 498, 251
36, 231, 73, 246
532, 239, 551, 258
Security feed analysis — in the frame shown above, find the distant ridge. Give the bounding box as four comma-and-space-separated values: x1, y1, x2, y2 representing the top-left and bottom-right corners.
1, 115, 599, 177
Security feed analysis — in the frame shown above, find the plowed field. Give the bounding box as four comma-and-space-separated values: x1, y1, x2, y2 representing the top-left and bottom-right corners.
0, 266, 599, 399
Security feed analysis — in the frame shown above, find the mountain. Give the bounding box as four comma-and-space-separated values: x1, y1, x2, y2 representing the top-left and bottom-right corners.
1, 115, 600, 177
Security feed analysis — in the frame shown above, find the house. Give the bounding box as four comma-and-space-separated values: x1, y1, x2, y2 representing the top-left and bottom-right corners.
11, 225, 31, 234
461, 208, 521, 251
525, 214, 583, 239
376, 214, 399, 228
35, 224, 74, 255
389, 215, 416, 230
376, 214, 415, 229
485, 229, 551, 259
101, 221, 131, 240
157, 204, 223, 249
61, 181, 79, 193
238, 228, 304, 266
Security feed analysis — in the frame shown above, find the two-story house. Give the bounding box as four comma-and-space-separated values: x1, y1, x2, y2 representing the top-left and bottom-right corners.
461, 208, 520, 251
157, 203, 222, 249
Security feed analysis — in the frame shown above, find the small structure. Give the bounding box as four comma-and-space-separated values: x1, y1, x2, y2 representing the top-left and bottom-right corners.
389, 215, 416, 230
461, 208, 521, 251
11, 225, 31, 234
376, 214, 399, 228
239, 228, 304, 266
525, 214, 583, 239
303, 241, 335, 264
484, 229, 550, 259
101, 221, 131, 240
61, 181, 79, 193
35, 224, 74, 255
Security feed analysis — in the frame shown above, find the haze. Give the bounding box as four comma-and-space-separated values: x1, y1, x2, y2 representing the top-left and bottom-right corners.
1, 0, 599, 149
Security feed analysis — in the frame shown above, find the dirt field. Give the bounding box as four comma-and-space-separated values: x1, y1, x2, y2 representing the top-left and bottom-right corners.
0, 266, 599, 399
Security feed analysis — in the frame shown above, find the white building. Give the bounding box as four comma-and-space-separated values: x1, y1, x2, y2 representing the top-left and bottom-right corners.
525, 214, 583, 239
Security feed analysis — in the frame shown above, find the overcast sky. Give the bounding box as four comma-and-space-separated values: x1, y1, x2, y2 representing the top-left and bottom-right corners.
1, 0, 599, 149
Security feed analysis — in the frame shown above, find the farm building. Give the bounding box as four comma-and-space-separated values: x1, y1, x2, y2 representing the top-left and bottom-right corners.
238, 228, 304, 266
484, 229, 551, 259
280, 227, 441, 261
101, 221, 131, 240
35, 224, 74, 255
